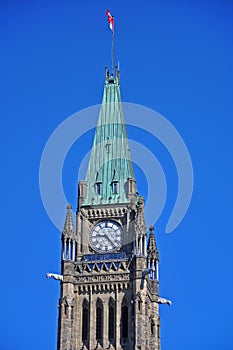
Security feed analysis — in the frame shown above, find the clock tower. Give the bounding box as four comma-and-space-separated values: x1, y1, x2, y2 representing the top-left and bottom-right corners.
57, 68, 163, 350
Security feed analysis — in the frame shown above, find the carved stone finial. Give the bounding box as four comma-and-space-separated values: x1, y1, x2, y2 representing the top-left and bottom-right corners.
63, 204, 75, 237
147, 225, 158, 259
149, 225, 154, 232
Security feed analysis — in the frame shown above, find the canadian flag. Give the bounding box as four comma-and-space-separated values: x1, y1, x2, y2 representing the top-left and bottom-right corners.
106, 9, 114, 32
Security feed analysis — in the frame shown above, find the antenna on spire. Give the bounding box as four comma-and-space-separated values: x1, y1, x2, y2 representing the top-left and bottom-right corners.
106, 10, 115, 75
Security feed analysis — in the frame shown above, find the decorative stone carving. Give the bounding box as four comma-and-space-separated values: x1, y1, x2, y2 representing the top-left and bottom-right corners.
158, 297, 172, 306
81, 207, 128, 219
46, 272, 63, 281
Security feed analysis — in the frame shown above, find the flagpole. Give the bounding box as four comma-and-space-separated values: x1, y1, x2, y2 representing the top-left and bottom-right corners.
106, 10, 115, 75
112, 29, 114, 75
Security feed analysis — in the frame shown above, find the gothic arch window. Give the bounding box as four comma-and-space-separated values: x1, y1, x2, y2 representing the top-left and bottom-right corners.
82, 299, 89, 342
121, 299, 129, 339
108, 298, 115, 341
96, 298, 103, 342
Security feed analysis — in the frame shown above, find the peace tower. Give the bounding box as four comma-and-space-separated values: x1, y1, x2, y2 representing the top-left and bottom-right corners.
55, 67, 170, 350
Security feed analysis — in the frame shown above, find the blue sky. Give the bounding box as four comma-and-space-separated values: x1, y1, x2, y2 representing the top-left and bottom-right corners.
1, 1, 233, 349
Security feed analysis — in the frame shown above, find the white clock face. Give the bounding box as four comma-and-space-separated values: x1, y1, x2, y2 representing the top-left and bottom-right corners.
89, 220, 123, 253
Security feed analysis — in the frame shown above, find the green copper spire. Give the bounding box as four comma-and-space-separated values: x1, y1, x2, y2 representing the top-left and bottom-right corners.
81, 69, 135, 206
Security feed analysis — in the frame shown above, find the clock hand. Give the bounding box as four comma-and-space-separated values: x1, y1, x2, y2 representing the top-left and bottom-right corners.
104, 233, 116, 246
106, 228, 117, 240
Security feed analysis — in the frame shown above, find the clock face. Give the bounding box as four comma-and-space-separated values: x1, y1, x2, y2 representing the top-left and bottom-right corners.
89, 220, 123, 253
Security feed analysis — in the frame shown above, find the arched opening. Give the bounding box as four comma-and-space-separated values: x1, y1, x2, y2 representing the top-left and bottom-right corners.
96, 298, 103, 342
122, 303, 128, 339
108, 298, 115, 341
82, 299, 89, 342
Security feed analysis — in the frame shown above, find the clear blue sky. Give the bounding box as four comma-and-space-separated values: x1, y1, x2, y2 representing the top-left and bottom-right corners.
1, 1, 233, 349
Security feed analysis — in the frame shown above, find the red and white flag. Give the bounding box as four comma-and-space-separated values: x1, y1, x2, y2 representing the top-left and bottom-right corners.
106, 9, 114, 32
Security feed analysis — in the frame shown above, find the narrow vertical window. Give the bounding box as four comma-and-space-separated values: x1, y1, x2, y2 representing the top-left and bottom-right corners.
122, 305, 128, 339
109, 299, 115, 340
129, 180, 133, 193
64, 303, 68, 317
145, 301, 148, 316
112, 181, 118, 194
96, 299, 103, 342
150, 319, 155, 335
138, 300, 141, 312
82, 299, 89, 342
65, 239, 69, 260
95, 182, 102, 195
157, 324, 160, 340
